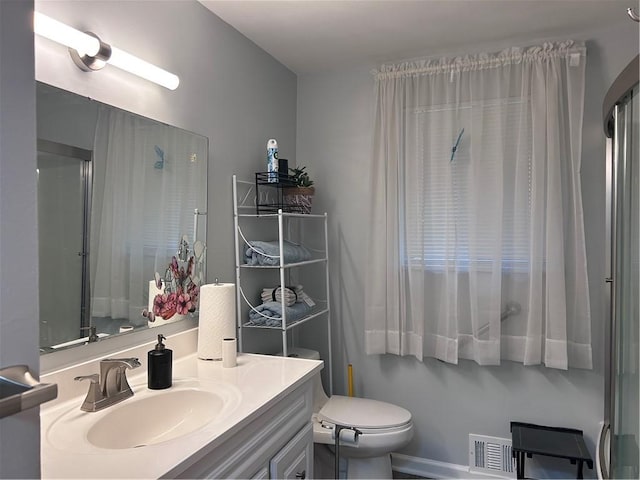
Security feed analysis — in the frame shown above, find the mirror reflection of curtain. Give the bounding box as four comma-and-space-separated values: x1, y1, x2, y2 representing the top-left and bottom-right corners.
91, 106, 207, 325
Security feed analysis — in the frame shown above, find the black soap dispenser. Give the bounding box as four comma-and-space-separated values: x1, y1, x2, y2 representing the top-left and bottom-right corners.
148, 334, 172, 390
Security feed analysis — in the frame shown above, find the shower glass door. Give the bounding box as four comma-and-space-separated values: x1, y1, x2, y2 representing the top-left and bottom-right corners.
611, 85, 639, 479
37, 140, 92, 350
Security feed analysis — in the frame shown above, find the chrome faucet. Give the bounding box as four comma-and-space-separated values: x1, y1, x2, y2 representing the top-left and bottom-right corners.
74, 357, 141, 412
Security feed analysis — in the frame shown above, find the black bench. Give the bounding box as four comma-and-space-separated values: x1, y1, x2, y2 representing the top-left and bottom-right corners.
511, 422, 593, 479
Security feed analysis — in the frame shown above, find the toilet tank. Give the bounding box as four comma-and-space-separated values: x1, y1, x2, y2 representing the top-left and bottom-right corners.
283, 348, 329, 412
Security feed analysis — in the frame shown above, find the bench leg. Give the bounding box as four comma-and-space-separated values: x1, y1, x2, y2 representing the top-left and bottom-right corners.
515, 451, 526, 479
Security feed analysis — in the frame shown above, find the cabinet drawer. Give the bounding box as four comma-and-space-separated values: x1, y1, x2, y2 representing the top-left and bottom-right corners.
270, 423, 313, 480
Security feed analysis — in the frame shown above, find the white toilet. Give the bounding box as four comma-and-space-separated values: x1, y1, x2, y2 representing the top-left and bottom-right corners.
288, 348, 414, 479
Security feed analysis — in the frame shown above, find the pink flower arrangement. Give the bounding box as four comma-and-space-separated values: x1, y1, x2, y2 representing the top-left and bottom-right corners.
143, 254, 200, 322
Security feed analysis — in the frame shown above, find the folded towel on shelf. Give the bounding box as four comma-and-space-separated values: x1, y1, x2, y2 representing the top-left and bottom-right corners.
247, 301, 312, 327
260, 285, 303, 307
244, 240, 312, 266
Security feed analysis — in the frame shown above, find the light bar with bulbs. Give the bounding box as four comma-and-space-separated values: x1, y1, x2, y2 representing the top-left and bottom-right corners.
33, 12, 180, 90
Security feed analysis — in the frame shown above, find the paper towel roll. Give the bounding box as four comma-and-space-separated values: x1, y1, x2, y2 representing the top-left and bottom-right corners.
222, 338, 237, 368
197, 283, 236, 360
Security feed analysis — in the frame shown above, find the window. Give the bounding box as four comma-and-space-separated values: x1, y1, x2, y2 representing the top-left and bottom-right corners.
405, 99, 532, 271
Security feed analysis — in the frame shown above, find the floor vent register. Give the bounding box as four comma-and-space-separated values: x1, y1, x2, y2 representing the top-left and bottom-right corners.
469, 434, 516, 478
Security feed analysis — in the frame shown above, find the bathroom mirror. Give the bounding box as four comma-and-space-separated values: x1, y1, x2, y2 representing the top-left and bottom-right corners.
37, 82, 208, 353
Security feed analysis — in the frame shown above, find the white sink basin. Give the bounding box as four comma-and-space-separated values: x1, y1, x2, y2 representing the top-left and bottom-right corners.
87, 389, 223, 449
46, 378, 242, 453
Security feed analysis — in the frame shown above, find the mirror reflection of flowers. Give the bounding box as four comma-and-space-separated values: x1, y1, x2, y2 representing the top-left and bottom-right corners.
142, 236, 205, 322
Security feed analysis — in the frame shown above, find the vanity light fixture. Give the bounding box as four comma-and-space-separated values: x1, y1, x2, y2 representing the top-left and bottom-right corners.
33, 12, 180, 90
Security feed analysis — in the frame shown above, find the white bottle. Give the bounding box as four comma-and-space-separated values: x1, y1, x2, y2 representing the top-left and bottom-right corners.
267, 139, 278, 183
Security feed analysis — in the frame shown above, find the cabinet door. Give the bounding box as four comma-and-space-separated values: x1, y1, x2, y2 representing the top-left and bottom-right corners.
270, 423, 313, 479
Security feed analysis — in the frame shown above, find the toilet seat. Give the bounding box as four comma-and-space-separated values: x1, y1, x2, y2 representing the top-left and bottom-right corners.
312, 395, 414, 455
319, 419, 412, 435
317, 395, 412, 431
312, 415, 413, 461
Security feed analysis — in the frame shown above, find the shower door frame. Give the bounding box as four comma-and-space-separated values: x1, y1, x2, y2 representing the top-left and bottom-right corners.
37, 138, 93, 338
602, 55, 639, 479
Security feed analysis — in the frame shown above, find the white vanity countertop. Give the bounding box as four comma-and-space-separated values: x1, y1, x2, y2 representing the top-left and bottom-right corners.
40, 350, 322, 479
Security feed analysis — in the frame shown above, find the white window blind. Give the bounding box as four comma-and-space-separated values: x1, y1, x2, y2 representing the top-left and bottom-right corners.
406, 99, 531, 270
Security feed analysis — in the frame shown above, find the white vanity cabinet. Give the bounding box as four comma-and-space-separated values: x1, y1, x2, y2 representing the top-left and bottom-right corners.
171, 380, 314, 479
40, 335, 322, 480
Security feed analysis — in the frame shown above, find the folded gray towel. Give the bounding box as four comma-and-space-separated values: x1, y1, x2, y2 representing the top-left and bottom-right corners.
247, 301, 312, 327
244, 240, 312, 266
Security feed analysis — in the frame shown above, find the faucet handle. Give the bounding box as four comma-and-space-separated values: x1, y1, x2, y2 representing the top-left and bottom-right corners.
80, 326, 98, 343
74, 373, 99, 383
74, 374, 104, 412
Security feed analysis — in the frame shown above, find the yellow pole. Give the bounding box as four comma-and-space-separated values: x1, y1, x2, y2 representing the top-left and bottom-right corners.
347, 364, 354, 397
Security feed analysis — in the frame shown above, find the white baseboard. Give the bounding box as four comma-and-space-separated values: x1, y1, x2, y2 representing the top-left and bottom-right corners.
392, 453, 511, 479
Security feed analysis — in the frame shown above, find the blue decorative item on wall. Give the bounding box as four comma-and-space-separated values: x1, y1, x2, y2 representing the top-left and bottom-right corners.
154, 145, 165, 169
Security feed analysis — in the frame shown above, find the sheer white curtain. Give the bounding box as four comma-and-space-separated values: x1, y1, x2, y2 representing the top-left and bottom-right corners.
91, 106, 206, 324
365, 41, 592, 369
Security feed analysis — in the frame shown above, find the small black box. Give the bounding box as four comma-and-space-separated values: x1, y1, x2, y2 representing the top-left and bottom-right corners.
277, 158, 289, 182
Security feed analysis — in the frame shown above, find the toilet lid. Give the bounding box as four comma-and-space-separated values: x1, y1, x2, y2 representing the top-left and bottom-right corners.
318, 395, 412, 429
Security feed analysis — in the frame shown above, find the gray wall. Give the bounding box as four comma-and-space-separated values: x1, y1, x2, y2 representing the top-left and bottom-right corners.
0, 1, 40, 477
297, 20, 639, 475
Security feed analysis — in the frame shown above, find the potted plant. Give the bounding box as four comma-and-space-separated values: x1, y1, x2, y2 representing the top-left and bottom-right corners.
284, 166, 315, 214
